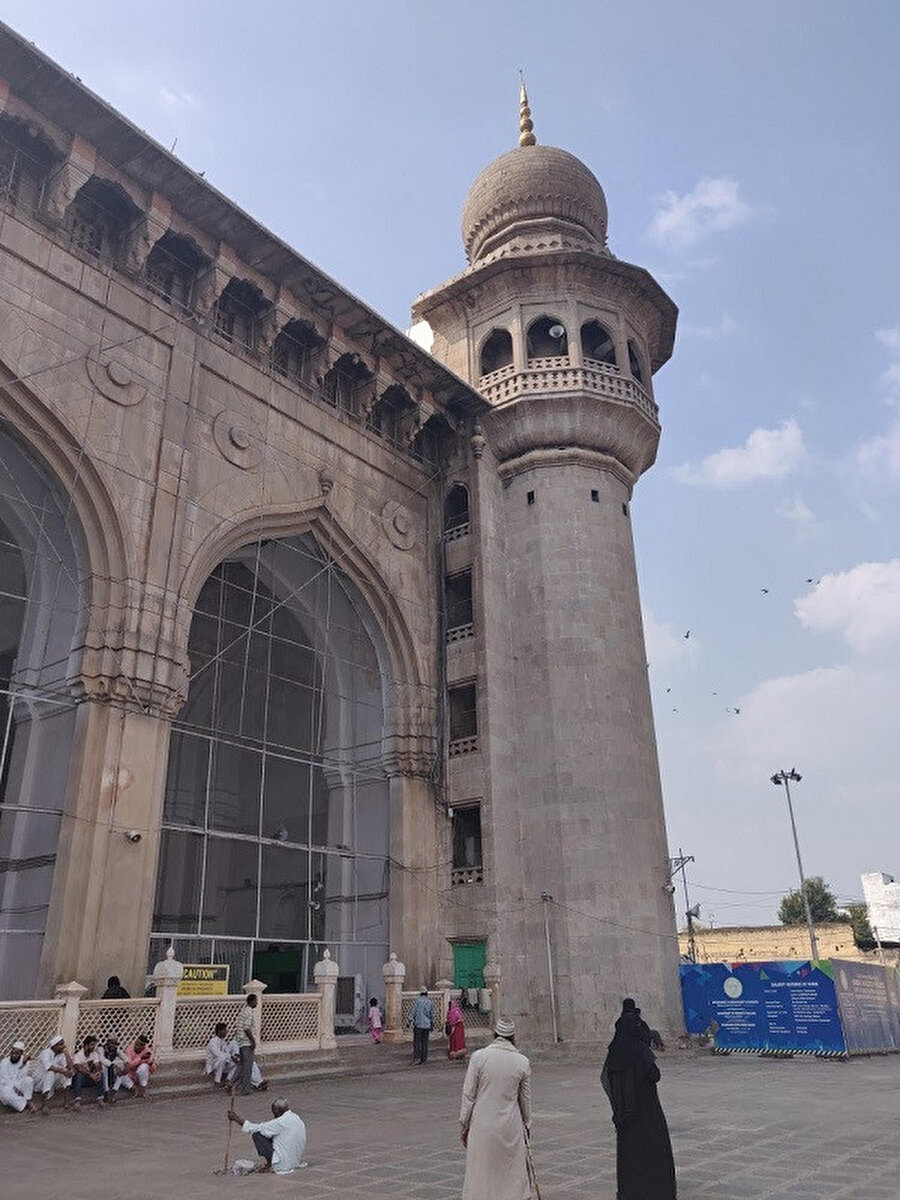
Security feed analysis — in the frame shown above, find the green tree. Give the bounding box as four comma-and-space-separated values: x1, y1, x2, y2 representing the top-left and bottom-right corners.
778, 876, 841, 925
845, 902, 875, 945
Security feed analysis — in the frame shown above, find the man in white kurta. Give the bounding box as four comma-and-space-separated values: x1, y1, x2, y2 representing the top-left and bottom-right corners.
460, 1018, 532, 1200
33, 1036, 74, 1111
0, 1040, 36, 1112
228, 1098, 307, 1174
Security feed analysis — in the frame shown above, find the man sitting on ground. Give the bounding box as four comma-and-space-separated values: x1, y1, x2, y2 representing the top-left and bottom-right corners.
227, 1097, 307, 1174
100, 1036, 128, 1099
0, 1040, 36, 1113
122, 1034, 156, 1098
33, 1035, 74, 1113
71, 1035, 107, 1108
205, 1023, 266, 1090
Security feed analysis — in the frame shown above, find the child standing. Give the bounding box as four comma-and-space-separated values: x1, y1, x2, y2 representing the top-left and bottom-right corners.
368, 997, 383, 1044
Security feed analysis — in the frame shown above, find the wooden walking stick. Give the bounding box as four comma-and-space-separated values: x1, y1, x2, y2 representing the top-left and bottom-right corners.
524, 1126, 542, 1200
223, 1090, 236, 1173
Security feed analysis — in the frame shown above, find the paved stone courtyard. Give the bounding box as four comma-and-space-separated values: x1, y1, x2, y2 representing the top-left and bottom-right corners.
4, 1051, 899, 1199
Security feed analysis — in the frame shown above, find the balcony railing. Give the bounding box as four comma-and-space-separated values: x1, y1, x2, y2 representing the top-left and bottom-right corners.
449, 735, 479, 757
451, 865, 484, 886
479, 360, 658, 424
443, 520, 470, 542
446, 622, 474, 644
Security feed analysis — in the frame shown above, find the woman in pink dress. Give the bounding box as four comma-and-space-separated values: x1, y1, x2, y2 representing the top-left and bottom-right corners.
368, 997, 383, 1044
446, 999, 467, 1060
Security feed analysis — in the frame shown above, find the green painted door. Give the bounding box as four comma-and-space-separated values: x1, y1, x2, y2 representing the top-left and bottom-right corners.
453, 942, 486, 990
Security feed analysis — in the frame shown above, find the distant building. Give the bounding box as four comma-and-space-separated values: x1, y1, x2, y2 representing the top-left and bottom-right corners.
679, 923, 898, 966
861, 873, 900, 944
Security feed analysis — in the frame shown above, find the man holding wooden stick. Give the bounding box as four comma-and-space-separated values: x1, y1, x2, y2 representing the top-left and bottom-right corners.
227, 1097, 308, 1174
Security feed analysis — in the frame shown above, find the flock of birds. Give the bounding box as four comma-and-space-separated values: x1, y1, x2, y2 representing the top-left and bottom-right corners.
657, 576, 823, 715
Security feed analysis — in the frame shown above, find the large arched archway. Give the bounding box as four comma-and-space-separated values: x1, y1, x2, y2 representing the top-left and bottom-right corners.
0, 423, 84, 998
152, 532, 394, 1012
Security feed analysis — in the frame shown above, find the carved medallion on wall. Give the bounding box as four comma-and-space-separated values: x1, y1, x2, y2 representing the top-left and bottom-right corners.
85, 355, 146, 407
381, 499, 415, 550
212, 409, 261, 470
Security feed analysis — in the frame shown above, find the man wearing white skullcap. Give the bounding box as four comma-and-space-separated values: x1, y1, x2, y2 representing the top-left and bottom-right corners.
459, 1017, 532, 1200
0, 1039, 37, 1113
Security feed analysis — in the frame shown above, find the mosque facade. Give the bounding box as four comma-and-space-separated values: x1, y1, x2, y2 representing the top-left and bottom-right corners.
0, 23, 681, 1040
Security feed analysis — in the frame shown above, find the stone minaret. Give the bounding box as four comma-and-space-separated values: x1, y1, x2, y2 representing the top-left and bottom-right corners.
414, 84, 682, 1041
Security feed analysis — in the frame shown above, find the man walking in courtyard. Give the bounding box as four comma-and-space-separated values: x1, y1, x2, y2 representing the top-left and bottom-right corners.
409, 986, 436, 1064
459, 1017, 532, 1200
235, 992, 258, 1095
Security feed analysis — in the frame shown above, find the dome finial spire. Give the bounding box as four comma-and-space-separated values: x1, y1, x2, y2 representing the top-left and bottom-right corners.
518, 71, 536, 147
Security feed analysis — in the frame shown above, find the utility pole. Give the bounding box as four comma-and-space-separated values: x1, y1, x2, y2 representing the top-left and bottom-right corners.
670, 850, 697, 963
770, 768, 820, 961
540, 891, 560, 1043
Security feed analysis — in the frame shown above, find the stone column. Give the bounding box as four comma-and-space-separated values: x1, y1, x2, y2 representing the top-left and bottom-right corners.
314, 950, 339, 1050
152, 946, 184, 1059
242, 979, 267, 1045
382, 952, 406, 1043
483, 961, 501, 1020
55, 980, 87, 1048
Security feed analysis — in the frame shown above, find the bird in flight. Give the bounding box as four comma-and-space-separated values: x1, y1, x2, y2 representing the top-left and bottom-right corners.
760, 588, 769, 595
683, 630, 691, 640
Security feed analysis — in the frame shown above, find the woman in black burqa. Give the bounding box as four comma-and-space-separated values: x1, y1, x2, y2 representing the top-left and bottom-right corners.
601, 1002, 676, 1200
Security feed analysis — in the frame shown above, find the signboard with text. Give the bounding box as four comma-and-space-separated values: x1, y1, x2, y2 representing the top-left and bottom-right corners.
681, 960, 846, 1055
176, 963, 230, 996
832, 960, 900, 1054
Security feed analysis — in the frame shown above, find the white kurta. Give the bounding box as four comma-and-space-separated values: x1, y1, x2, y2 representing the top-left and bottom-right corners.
33, 1048, 71, 1095
242, 1109, 307, 1174
0, 1055, 34, 1110
460, 1039, 532, 1200
205, 1036, 233, 1080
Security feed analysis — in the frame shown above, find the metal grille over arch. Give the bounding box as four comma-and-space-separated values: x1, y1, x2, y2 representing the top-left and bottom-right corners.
153, 532, 391, 1014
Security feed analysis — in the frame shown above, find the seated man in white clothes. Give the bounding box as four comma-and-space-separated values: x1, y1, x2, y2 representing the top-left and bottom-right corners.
205, 1023, 267, 1090
228, 1097, 307, 1174
0, 1040, 36, 1113
33, 1035, 74, 1113
100, 1036, 128, 1100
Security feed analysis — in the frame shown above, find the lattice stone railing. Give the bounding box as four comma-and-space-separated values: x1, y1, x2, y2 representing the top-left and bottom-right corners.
443, 520, 470, 542
449, 735, 478, 757
461, 1005, 493, 1030
400, 990, 447, 1036
76, 998, 160, 1049
260, 994, 322, 1047
0, 1000, 63, 1055
480, 362, 658, 423
447, 622, 474, 644
172, 995, 247, 1051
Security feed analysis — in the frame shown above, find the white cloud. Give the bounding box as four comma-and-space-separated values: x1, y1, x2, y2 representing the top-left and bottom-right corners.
777, 495, 815, 526
876, 326, 900, 353
879, 362, 900, 404
158, 86, 196, 109
679, 314, 740, 340
673, 418, 806, 488
647, 176, 757, 249
856, 420, 900, 483
794, 560, 900, 654
406, 320, 434, 352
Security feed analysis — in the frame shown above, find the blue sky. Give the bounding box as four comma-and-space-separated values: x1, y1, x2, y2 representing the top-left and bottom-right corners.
6, 1, 900, 927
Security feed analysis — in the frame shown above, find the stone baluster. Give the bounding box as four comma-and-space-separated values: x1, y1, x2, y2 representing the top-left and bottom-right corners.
382, 952, 406, 1043
313, 950, 339, 1050
152, 945, 184, 1059
242, 978, 267, 1046
483, 961, 501, 1022
55, 980, 87, 1048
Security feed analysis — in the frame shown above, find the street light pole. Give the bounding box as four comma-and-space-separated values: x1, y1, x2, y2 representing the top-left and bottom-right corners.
540, 891, 560, 1044
770, 768, 820, 961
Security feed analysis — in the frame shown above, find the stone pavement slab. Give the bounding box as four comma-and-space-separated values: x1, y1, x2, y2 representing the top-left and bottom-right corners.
2, 1051, 899, 1198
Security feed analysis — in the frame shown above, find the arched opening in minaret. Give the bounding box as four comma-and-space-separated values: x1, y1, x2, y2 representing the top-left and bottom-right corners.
628, 339, 646, 387
443, 485, 469, 538
581, 320, 618, 369
273, 319, 323, 388
66, 176, 141, 264
323, 353, 374, 417
526, 316, 568, 363
0, 114, 57, 214
479, 329, 513, 377
144, 231, 209, 310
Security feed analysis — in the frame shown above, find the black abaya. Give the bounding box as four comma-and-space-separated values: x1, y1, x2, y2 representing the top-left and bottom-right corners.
601, 1014, 676, 1200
